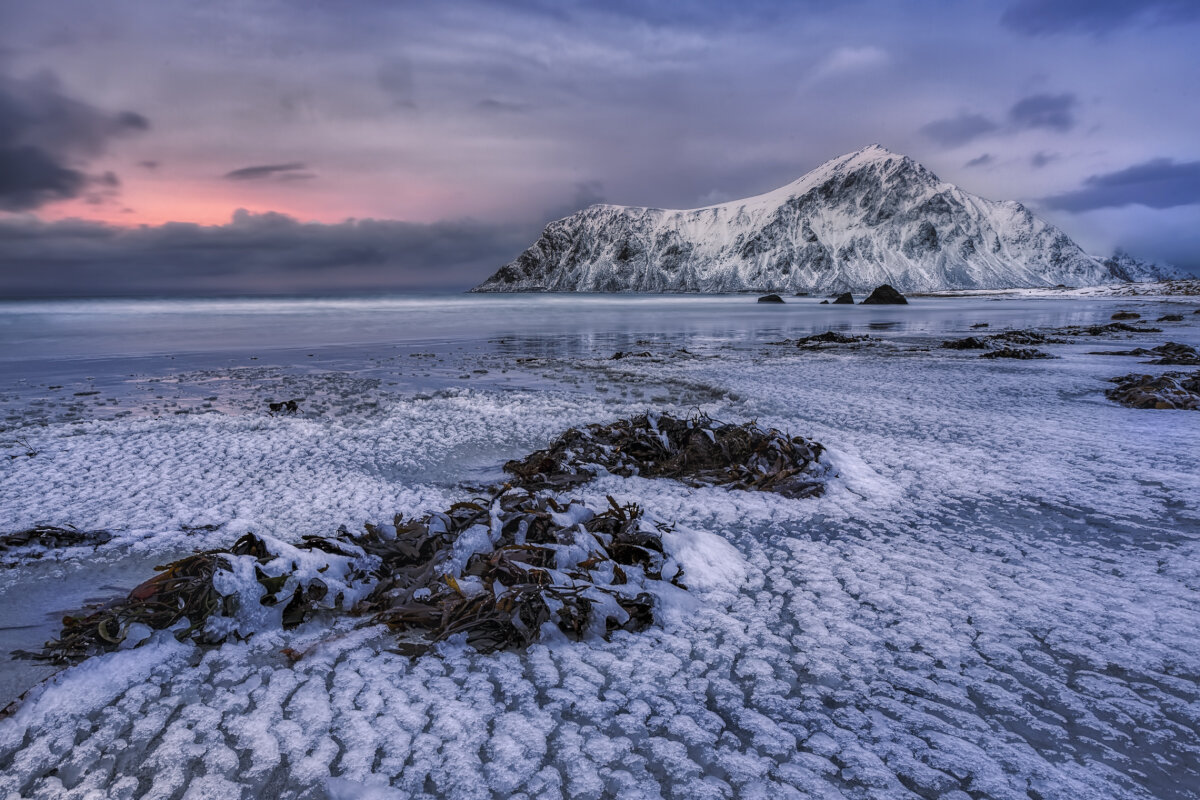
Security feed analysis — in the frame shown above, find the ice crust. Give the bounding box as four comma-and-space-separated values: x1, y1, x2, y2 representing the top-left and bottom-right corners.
1, 295, 1199, 799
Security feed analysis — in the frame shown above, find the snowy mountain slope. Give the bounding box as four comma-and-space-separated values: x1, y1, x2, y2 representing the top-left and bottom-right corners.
1095, 249, 1188, 282
473, 145, 1156, 293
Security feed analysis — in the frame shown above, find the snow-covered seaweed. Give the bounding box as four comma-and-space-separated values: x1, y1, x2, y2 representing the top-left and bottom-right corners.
0, 525, 113, 565
26, 489, 684, 664
28, 531, 377, 663
1107, 371, 1200, 410
504, 412, 830, 498
365, 491, 674, 655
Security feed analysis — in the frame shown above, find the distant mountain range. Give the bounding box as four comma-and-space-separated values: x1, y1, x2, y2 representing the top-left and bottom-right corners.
472, 145, 1183, 293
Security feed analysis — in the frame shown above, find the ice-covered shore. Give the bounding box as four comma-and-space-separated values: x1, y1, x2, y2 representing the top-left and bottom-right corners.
1, 293, 1198, 799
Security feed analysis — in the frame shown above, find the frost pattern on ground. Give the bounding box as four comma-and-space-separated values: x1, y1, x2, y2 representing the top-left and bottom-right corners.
1, 309, 1198, 799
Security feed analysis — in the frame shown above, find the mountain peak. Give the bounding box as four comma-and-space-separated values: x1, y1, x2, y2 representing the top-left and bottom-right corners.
474, 147, 1134, 293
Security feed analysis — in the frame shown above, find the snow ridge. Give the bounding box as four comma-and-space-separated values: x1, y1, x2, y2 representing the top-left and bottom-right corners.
474, 145, 1153, 293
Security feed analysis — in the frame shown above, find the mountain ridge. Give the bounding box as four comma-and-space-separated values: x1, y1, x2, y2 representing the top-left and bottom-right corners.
473, 145, 1180, 293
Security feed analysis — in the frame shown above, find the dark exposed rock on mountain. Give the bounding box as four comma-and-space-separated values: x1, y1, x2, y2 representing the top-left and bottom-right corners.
861, 284, 908, 304
474, 145, 1170, 293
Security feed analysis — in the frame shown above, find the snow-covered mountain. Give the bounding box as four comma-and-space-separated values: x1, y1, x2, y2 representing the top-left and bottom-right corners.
1095, 249, 1188, 282
473, 145, 1168, 293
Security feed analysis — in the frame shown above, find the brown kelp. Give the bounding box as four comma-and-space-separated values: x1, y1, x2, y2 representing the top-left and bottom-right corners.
1106, 371, 1200, 410
28, 488, 682, 663
364, 491, 673, 655
504, 412, 830, 498
29, 531, 378, 664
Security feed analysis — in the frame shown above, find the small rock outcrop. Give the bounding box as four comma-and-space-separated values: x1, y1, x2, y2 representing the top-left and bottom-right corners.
1111, 311, 1141, 320
832, 292, 855, 305
757, 294, 785, 304
860, 284, 908, 305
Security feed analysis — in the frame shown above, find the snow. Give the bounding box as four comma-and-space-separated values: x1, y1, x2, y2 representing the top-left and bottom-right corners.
1, 293, 1198, 799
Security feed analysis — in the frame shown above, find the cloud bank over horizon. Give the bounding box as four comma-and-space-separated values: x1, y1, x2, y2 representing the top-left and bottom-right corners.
1, 0, 1198, 292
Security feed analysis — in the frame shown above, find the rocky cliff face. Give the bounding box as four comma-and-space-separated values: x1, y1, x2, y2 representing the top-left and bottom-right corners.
473, 145, 1169, 293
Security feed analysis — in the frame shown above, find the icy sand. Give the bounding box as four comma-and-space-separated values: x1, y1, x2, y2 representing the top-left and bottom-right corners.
1, 293, 1198, 799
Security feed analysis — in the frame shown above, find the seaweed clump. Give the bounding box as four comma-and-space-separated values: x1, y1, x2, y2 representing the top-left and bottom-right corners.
364, 491, 674, 654
28, 489, 681, 663
504, 413, 829, 498
29, 532, 377, 664
795, 331, 871, 348
980, 348, 1053, 360
940, 336, 991, 350
1088, 342, 1200, 366
1106, 372, 1200, 410
0, 525, 112, 563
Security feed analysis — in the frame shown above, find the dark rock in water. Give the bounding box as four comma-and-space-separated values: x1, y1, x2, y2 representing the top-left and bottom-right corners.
1157, 314, 1184, 322
796, 331, 870, 348
610, 351, 652, 360
970, 322, 990, 329
980, 347, 1053, 360
505, 412, 830, 499
1195, 309, 1200, 314
832, 292, 854, 305
819, 300, 829, 304
757, 294, 785, 304
860, 284, 908, 305
941, 337, 991, 350
1055, 284, 1069, 289
1107, 371, 1200, 410
1111, 311, 1141, 320
793, 291, 809, 296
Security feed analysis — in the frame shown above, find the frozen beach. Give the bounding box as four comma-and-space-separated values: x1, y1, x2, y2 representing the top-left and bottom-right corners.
1, 292, 1199, 800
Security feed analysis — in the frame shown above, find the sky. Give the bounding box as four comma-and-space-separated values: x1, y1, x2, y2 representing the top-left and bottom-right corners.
1, 0, 1198, 295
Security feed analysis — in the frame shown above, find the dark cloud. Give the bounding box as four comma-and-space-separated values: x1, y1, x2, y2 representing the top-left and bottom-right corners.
377, 59, 416, 108
1044, 157, 1200, 211
0, 70, 149, 210
1001, 0, 1200, 36
476, 98, 530, 113
0, 210, 537, 297
1009, 93, 1076, 131
919, 113, 999, 147
1030, 151, 1058, 168
223, 163, 310, 181
965, 153, 994, 168
541, 180, 606, 222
